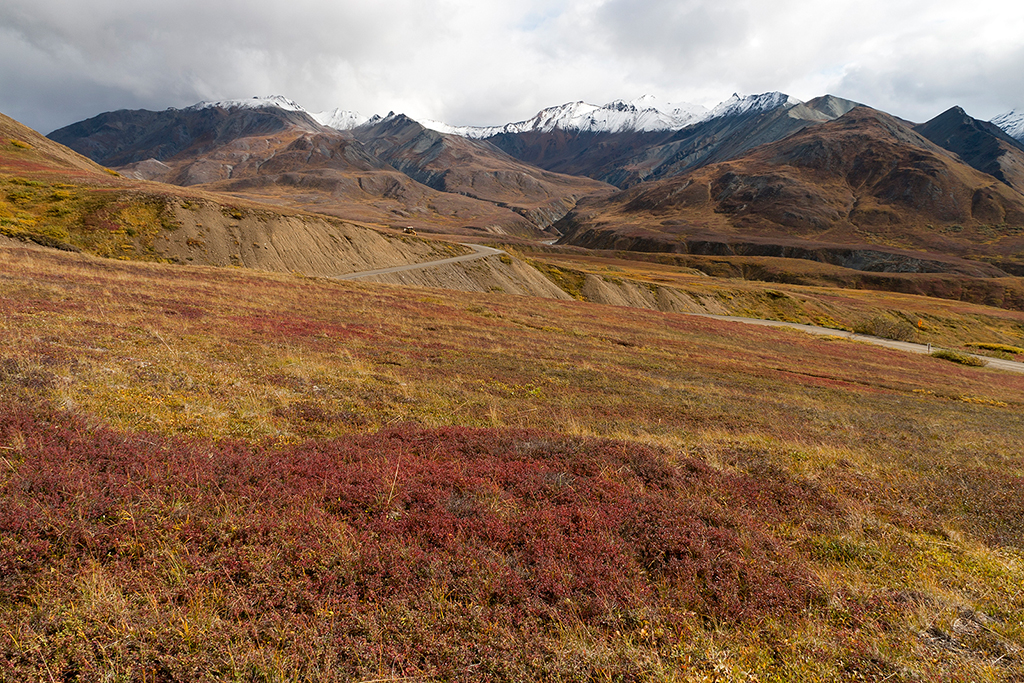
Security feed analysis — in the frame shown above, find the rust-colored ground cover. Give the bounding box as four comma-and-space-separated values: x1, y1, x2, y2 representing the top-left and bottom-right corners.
2, 243, 1023, 681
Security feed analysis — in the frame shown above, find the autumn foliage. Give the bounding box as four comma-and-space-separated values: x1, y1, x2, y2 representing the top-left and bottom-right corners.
0, 398, 833, 679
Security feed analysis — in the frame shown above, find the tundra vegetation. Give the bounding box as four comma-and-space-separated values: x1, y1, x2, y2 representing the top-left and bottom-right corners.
1, 244, 1023, 682
3, 113, 1024, 680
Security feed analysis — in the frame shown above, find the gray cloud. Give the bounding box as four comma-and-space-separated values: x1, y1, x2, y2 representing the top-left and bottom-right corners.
1, 0, 1023, 134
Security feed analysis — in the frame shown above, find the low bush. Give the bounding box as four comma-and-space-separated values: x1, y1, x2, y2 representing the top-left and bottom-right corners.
853, 314, 916, 341
966, 342, 1024, 355
930, 349, 987, 366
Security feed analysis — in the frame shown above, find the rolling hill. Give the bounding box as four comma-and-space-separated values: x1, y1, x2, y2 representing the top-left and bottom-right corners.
555, 107, 1024, 277
1, 109, 473, 276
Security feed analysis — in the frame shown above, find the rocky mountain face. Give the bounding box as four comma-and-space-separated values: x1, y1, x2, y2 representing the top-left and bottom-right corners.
915, 106, 1024, 192
352, 114, 614, 229
554, 107, 1024, 274
48, 106, 329, 168
482, 94, 861, 188
992, 109, 1024, 143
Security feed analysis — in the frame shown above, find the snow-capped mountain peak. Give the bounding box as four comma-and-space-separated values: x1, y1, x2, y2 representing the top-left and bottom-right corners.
991, 109, 1024, 142
181, 96, 372, 132
185, 95, 307, 113
420, 96, 710, 139
173, 91, 800, 139
706, 92, 802, 120
417, 92, 799, 139
309, 108, 369, 130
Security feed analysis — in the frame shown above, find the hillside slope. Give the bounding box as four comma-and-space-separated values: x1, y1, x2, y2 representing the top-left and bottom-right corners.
3, 110, 468, 275
1, 112, 115, 178
556, 107, 1024, 275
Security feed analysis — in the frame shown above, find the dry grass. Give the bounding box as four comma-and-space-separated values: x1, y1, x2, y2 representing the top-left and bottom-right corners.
518, 248, 1024, 351
1, 243, 1024, 681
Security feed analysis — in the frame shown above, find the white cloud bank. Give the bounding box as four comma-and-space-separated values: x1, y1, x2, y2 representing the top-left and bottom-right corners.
2, 0, 1023, 133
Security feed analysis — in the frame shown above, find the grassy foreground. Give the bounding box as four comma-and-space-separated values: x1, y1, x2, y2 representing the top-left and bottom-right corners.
2, 243, 1024, 681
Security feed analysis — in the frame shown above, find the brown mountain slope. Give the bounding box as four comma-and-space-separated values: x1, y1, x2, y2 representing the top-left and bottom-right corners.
1, 110, 468, 274
51, 104, 609, 237
91, 110, 545, 237
556, 107, 1024, 275
129, 126, 544, 237
352, 114, 615, 229
1, 111, 120, 179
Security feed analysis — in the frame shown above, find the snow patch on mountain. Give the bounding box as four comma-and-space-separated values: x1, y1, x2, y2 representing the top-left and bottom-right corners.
185, 95, 307, 112
310, 108, 369, 130
422, 96, 711, 138
992, 109, 1024, 142
420, 92, 800, 139
706, 92, 802, 120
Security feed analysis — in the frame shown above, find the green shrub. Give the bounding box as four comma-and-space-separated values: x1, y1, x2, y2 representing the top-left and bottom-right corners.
930, 349, 987, 367
966, 342, 1024, 355
854, 315, 916, 341
8, 177, 44, 187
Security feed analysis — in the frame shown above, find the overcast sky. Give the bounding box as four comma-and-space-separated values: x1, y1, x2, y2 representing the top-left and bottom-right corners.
2, 0, 1023, 134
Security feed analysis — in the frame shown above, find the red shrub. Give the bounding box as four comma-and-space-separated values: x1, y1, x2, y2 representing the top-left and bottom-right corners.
0, 400, 823, 678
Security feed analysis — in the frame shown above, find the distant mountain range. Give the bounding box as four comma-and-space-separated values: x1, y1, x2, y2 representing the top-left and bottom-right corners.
48, 97, 613, 237
169, 93, 1024, 143
42, 91, 1024, 276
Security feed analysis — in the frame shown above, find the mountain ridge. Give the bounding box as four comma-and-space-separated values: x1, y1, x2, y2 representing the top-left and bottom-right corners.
553, 106, 1024, 274
42, 92, 1024, 280
48, 100, 613, 237
916, 106, 1024, 193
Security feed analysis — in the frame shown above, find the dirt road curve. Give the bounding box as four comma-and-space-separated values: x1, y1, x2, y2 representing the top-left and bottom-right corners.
692, 314, 1024, 375
332, 243, 503, 280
